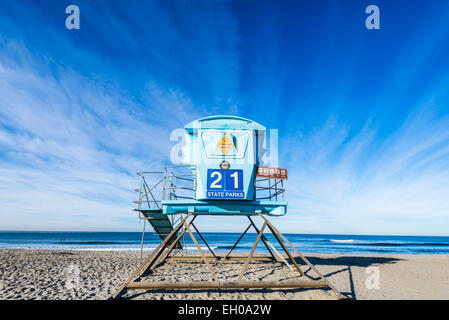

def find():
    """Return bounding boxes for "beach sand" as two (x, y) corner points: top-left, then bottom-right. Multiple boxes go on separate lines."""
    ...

(1, 249), (448, 300)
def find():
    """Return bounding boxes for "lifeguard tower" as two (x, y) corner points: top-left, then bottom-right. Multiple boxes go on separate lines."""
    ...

(112, 116), (343, 299)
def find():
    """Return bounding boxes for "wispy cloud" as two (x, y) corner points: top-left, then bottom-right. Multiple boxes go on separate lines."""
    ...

(0, 42), (174, 230)
(0, 0), (241, 231)
(282, 104), (449, 235)
(1, 1), (449, 236)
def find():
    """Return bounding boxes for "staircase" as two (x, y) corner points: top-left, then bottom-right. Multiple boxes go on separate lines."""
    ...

(140, 209), (182, 249)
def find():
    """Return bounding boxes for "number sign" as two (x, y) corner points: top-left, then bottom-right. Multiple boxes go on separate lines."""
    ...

(206, 169), (244, 199)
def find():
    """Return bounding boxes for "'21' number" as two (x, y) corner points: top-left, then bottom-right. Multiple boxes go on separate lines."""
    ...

(207, 169), (243, 191)
(210, 171), (223, 189)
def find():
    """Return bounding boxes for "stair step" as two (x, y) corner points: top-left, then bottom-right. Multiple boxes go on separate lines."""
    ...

(140, 210), (182, 249)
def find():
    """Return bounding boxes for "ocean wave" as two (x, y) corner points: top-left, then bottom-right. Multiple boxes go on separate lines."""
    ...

(71, 247), (158, 252)
(217, 245), (239, 249)
(328, 240), (449, 247)
(361, 242), (449, 247)
(330, 239), (355, 243)
(183, 246), (218, 251)
(59, 241), (132, 245)
(216, 245), (252, 249)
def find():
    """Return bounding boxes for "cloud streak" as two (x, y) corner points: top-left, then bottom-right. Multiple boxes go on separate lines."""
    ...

(0, 1), (449, 236)
(282, 105), (449, 235)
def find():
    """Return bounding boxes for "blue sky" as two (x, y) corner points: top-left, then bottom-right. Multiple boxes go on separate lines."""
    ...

(1, 0), (449, 235)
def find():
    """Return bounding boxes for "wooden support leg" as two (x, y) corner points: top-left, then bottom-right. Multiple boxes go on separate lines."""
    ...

(111, 212), (193, 299)
(256, 212), (345, 298)
(184, 221), (219, 282)
(114, 213), (345, 299)
(191, 222), (217, 259)
(140, 218), (146, 264)
(154, 216), (197, 267)
(237, 221), (267, 281)
(223, 224), (251, 259)
(265, 239), (294, 272)
(248, 217), (277, 261)
(266, 223), (304, 276)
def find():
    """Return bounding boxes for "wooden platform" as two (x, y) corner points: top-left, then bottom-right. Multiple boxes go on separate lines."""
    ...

(111, 212), (346, 300)
(127, 280), (328, 290)
(165, 255), (275, 262)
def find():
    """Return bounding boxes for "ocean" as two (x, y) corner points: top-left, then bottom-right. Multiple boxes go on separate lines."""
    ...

(1, 231), (449, 254)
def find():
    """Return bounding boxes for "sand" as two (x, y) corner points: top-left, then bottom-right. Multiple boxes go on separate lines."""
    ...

(0, 249), (448, 300)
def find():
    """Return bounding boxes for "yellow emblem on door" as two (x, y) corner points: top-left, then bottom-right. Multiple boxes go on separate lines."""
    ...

(216, 136), (234, 154)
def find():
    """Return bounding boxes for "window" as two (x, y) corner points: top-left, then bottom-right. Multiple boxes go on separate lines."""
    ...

(201, 130), (249, 159)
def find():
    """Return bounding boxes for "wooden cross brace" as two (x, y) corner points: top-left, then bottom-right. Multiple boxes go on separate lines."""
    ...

(111, 213), (345, 300)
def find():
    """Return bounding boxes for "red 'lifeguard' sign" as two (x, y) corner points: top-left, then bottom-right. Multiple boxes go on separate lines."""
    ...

(256, 166), (288, 180)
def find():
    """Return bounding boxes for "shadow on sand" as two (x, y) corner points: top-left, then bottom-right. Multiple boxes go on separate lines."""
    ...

(290, 255), (405, 299)
(118, 255), (405, 300)
(300, 255), (403, 267)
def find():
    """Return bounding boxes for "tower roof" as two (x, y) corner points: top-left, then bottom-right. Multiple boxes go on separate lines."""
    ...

(184, 115), (265, 133)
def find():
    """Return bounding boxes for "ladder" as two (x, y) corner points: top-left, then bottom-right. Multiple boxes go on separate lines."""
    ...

(140, 209), (182, 249)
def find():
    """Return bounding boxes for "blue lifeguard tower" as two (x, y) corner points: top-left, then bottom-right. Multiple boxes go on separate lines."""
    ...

(112, 116), (344, 299)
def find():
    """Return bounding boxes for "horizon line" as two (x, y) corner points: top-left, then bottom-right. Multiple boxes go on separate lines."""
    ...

(0, 230), (448, 238)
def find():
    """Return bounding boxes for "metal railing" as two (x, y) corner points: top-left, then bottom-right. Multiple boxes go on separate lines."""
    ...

(134, 165), (196, 209)
(134, 166), (284, 260)
(162, 165), (196, 201)
(134, 168), (285, 209)
(134, 171), (164, 211)
(255, 177), (285, 201)
(134, 166), (196, 240)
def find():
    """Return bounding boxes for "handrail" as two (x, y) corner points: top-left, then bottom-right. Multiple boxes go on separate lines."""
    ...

(135, 167), (284, 206)
(134, 165), (197, 211)
(255, 177), (285, 201)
